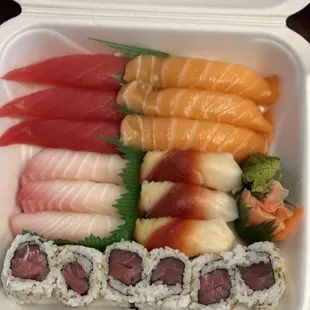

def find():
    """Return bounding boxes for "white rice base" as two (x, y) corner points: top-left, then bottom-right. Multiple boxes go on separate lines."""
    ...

(103, 240), (149, 304)
(54, 245), (104, 307)
(1, 234), (57, 304)
(136, 295), (191, 310)
(233, 242), (285, 310)
(190, 252), (237, 310)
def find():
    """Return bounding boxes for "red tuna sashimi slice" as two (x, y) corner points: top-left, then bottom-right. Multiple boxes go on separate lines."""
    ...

(18, 181), (125, 215)
(2, 54), (128, 90)
(21, 149), (126, 185)
(0, 87), (124, 122)
(10, 211), (123, 242)
(0, 119), (120, 153)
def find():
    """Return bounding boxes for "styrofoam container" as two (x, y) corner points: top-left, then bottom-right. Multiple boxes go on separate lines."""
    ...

(0, 0), (310, 309)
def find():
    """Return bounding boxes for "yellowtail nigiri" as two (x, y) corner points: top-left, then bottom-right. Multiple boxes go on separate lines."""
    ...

(120, 115), (269, 163)
(123, 55), (280, 106)
(117, 81), (273, 133)
(11, 212), (123, 242)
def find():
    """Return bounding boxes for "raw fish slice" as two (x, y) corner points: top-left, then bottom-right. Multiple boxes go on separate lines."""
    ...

(134, 217), (235, 257)
(140, 150), (242, 192)
(0, 119), (120, 153)
(3, 54), (128, 90)
(11, 212), (123, 242)
(0, 87), (123, 122)
(121, 115), (268, 163)
(138, 181), (238, 222)
(123, 55), (280, 106)
(18, 181), (125, 215)
(21, 149), (126, 185)
(117, 81), (273, 133)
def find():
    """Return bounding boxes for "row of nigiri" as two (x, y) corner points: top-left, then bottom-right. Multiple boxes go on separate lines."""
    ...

(21, 148), (242, 191)
(19, 179), (238, 222)
(11, 215), (234, 257)
(0, 52), (278, 128)
(0, 79), (273, 133)
(3, 53), (279, 106)
(0, 113), (269, 162)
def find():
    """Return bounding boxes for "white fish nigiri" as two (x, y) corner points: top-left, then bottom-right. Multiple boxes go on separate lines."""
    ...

(21, 148), (127, 185)
(11, 212), (123, 242)
(138, 181), (238, 222)
(140, 150), (242, 192)
(18, 181), (125, 215)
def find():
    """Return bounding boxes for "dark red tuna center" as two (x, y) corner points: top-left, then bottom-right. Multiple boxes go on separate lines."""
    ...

(239, 262), (275, 291)
(108, 249), (142, 286)
(151, 257), (185, 285)
(63, 263), (89, 295)
(11, 244), (49, 281)
(198, 269), (231, 305)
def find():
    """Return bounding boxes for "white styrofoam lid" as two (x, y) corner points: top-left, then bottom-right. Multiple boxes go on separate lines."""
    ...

(18, 0), (310, 18)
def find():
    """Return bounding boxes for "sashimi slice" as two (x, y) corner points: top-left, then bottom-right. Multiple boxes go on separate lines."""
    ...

(11, 212), (123, 242)
(121, 115), (268, 163)
(18, 181), (125, 215)
(123, 55), (280, 106)
(138, 181), (238, 222)
(3, 54), (128, 90)
(0, 87), (123, 122)
(0, 119), (120, 153)
(21, 149), (126, 185)
(117, 81), (273, 133)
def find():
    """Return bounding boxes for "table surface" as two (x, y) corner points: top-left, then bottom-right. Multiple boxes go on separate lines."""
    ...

(0, 1), (310, 43)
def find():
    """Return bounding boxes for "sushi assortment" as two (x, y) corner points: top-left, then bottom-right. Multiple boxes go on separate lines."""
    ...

(0, 40), (305, 309)
(1, 234), (285, 309)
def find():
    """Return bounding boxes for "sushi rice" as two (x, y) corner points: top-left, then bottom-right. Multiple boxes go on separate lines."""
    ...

(190, 253), (237, 310)
(54, 245), (104, 307)
(103, 240), (150, 305)
(233, 242), (285, 310)
(140, 247), (191, 309)
(1, 233), (58, 304)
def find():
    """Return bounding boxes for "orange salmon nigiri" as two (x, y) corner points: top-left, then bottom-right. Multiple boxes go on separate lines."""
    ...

(117, 81), (273, 133)
(120, 115), (269, 163)
(134, 217), (235, 257)
(123, 55), (280, 106)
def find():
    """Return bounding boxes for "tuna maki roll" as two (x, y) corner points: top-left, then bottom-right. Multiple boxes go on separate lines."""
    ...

(234, 242), (285, 310)
(190, 253), (237, 310)
(103, 241), (149, 305)
(54, 245), (104, 307)
(142, 247), (191, 309)
(1, 233), (57, 304)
